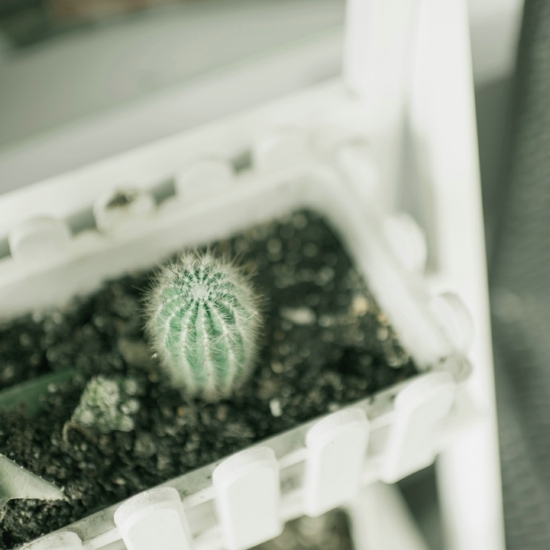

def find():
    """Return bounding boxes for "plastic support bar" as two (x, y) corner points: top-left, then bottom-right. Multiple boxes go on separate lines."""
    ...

(20, 532), (83, 550)
(304, 408), (369, 517)
(8, 217), (71, 261)
(114, 487), (193, 550)
(380, 372), (456, 483)
(213, 447), (281, 550)
(346, 483), (429, 550)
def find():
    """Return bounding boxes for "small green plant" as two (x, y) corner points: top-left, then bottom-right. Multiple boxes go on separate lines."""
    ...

(144, 252), (261, 401)
(70, 376), (140, 434)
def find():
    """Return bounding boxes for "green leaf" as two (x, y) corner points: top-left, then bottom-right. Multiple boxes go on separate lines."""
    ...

(0, 368), (75, 416)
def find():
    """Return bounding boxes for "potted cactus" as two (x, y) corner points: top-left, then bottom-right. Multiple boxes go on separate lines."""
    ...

(0, 197), (427, 547)
(144, 252), (262, 401)
(0, 81), (474, 550)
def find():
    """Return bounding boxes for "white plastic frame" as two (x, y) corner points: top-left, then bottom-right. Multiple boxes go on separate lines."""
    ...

(0, 121), (476, 550)
(0, 0), (504, 548)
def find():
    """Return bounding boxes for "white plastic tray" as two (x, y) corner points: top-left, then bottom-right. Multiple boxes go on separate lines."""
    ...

(0, 103), (477, 550)
(2, 0), (505, 546)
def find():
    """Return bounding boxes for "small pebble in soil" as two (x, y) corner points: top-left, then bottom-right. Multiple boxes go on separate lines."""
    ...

(253, 509), (354, 550)
(0, 209), (416, 549)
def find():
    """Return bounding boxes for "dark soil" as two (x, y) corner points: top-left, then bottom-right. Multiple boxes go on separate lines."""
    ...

(0, 210), (417, 549)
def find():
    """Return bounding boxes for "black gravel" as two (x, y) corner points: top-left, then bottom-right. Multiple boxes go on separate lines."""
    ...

(0, 210), (417, 548)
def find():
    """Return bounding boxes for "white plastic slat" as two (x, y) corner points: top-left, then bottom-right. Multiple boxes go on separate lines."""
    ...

(93, 188), (155, 233)
(380, 372), (456, 483)
(114, 487), (193, 550)
(175, 159), (234, 199)
(213, 447), (281, 550)
(20, 532), (83, 550)
(304, 408), (369, 517)
(344, 0), (418, 209)
(9, 217), (71, 261)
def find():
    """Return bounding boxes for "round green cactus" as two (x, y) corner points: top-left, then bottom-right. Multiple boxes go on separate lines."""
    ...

(144, 252), (261, 400)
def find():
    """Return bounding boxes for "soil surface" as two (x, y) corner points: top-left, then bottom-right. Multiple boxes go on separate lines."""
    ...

(0, 210), (416, 549)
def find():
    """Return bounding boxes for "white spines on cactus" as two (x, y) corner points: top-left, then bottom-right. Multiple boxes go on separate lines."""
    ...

(144, 252), (261, 401)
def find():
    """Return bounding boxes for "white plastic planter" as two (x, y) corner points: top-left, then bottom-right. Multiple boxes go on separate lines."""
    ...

(0, 0), (501, 547)
(0, 109), (477, 550)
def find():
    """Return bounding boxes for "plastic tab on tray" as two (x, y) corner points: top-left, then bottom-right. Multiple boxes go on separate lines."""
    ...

(304, 408), (369, 516)
(252, 129), (309, 171)
(20, 532), (83, 550)
(213, 446), (281, 550)
(94, 188), (155, 233)
(114, 487), (193, 550)
(384, 213), (428, 274)
(380, 372), (456, 483)
(175, 158), (234, 199)
(9, 217), (71, 261)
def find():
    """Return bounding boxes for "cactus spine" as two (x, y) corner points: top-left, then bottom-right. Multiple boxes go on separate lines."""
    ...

(145, 252), (261, 400)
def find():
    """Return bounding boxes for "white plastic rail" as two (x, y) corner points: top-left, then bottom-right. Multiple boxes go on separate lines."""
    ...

(20, 370), (479, 550)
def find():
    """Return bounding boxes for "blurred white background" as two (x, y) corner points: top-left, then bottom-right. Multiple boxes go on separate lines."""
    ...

(0, 0), (522, 194)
